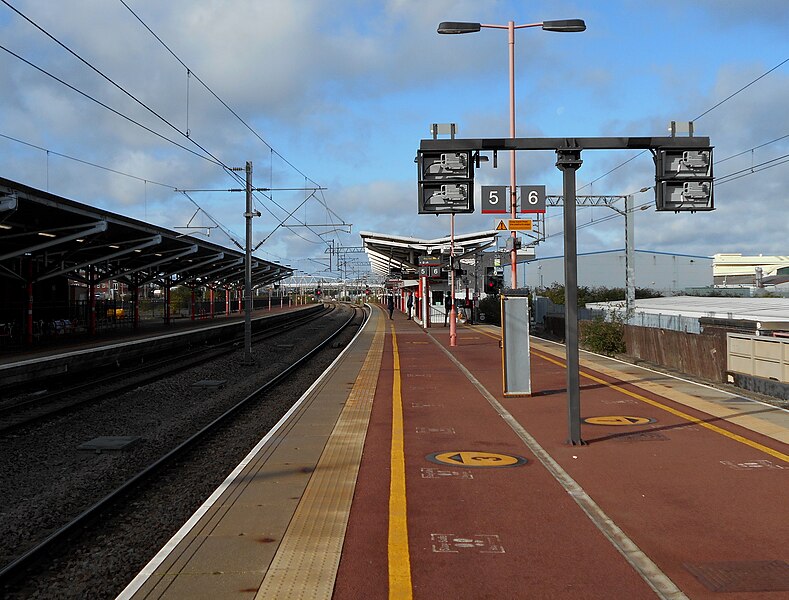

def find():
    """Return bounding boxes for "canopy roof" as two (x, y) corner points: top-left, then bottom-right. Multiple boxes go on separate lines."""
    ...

(360, 229), (498, 278)
(0, 177), (292, 289)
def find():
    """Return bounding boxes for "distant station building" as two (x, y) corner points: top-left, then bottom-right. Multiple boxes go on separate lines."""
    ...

(360, 230), (500, 324)
(713, 253), (789, 294)
(524, 249), (712, 293)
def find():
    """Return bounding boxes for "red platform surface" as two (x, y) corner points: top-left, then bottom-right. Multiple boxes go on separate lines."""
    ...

(335, 310), (789, 599)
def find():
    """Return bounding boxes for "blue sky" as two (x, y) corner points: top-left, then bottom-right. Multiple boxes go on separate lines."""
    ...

(1, 0), (787, 283)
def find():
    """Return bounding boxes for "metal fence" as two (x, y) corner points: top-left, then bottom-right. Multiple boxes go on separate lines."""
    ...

(623, 312), (701, 334)
(532, 295), (701, 334)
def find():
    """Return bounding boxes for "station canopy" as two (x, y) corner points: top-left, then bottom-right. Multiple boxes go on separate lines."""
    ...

(360, 229), (498, 278)
(0, 177), (292, 290)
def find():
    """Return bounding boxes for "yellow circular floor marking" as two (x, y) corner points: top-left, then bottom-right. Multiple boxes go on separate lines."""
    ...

(427, 451), (527, 468)
(583, 415), (655, 426)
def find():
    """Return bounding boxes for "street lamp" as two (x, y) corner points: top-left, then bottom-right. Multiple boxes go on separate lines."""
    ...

(438, 18), (585, 288)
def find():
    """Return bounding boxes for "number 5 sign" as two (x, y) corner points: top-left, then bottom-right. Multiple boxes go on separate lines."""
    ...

(519, 185), (546, 214)
(481, 186), (508, 214)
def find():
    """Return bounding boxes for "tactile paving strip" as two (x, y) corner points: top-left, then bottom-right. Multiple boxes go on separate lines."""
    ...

(684, 560), (789, 592)
(255, 313), (385, 600)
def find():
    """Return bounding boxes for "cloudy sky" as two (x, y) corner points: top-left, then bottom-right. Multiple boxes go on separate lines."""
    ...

(1, 0), (787, 282)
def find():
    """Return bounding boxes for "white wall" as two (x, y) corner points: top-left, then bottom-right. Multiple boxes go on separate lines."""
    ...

(524, 250), (712, 292)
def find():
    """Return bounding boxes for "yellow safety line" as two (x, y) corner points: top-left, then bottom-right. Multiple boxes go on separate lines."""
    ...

(531, 349), (789, 464)
(469, 325), (502, 342)
(469, 326), (789, 464)
(388, 324), (413, 599)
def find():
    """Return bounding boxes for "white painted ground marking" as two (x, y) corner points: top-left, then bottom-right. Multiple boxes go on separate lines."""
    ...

(416, 426), (456, 434)
(431, 533), (505, 553)
(427, 332), (688, 600)
(420, 467), (473, 479)
(720, 459), (787, 470)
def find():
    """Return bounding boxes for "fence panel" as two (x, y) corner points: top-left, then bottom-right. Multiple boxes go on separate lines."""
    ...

(727, 333), (789, 384)
(624, 325), (726, 382)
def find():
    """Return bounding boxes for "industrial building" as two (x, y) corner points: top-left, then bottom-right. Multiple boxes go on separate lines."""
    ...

(713, 253), (789, 292)
(524, 248), (712, 293)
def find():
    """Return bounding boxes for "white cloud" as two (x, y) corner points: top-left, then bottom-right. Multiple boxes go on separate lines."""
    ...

(1, 0), (787, 279)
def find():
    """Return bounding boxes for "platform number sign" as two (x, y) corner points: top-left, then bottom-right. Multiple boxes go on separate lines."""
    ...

(519, 185), (546, 214)
(481, 186), (508, 214)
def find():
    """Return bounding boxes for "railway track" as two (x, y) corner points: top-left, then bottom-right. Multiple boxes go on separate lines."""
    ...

(0, 304), (335, 433)
(0, 303), (366, 595)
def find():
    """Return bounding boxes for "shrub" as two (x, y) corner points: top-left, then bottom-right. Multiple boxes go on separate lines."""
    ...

(537, 284), (661, 307)
(580, 316), (625, 356)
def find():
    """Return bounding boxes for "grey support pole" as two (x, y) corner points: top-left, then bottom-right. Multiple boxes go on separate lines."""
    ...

(244, 161), (253, 365)
(556, 149), (585, 445)
(625, 194), (635, 319)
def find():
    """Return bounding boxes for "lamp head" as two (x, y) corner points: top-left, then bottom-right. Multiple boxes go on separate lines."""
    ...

(437, 21), (482, 34)
(541, 19), (586, 32)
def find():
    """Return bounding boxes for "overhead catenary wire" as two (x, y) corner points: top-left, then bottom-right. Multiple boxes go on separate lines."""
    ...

(117, 0), (323, 190)
(179, 191), (245, 247)
(0, 43), (223, 168)
(577, 56), (789, 192)
(1, 0), (339, 257)
(0, 0), (234, 173)
(692, 57), (789, 122)
(0, 127), (253, 247)
(715, 153), (789, 185)
(0, 12), (251, 242)
(0, 133), (175, 189)
(716, 133), (789, 164)
(116, 0), (342, 249)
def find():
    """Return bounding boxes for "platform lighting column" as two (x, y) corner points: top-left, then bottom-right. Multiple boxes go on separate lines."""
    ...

(449, 214), (457, 346)
(420, 274), (429, 329)
(437, 18), (585, 289)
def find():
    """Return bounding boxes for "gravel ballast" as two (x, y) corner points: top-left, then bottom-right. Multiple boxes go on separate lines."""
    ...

(0, 304), (363, 599)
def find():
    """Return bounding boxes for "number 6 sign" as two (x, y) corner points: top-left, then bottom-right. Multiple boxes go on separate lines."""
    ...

(481, 186), (508, 214)
(518, 185), (546, 214)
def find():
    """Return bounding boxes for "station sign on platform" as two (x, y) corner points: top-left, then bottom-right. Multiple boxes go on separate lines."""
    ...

(493, 219), (532, 231)
(418, 254), (445, 279)
(481, 186), (508, 214)
(417, 150), (475, 214)
(518, 185), (546, 213)
(501, 290), (531, 396)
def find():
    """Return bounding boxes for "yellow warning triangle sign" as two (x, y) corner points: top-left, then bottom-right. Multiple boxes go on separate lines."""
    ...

(494, 219), (507, 231)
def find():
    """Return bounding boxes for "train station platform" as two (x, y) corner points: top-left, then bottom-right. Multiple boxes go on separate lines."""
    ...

(119, 303), (789, 600)
(0, 302), (302, 366)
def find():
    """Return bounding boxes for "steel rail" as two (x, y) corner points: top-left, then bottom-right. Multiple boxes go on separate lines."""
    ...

(0, 305), (334, 433)
(0, 304), (366, 586)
